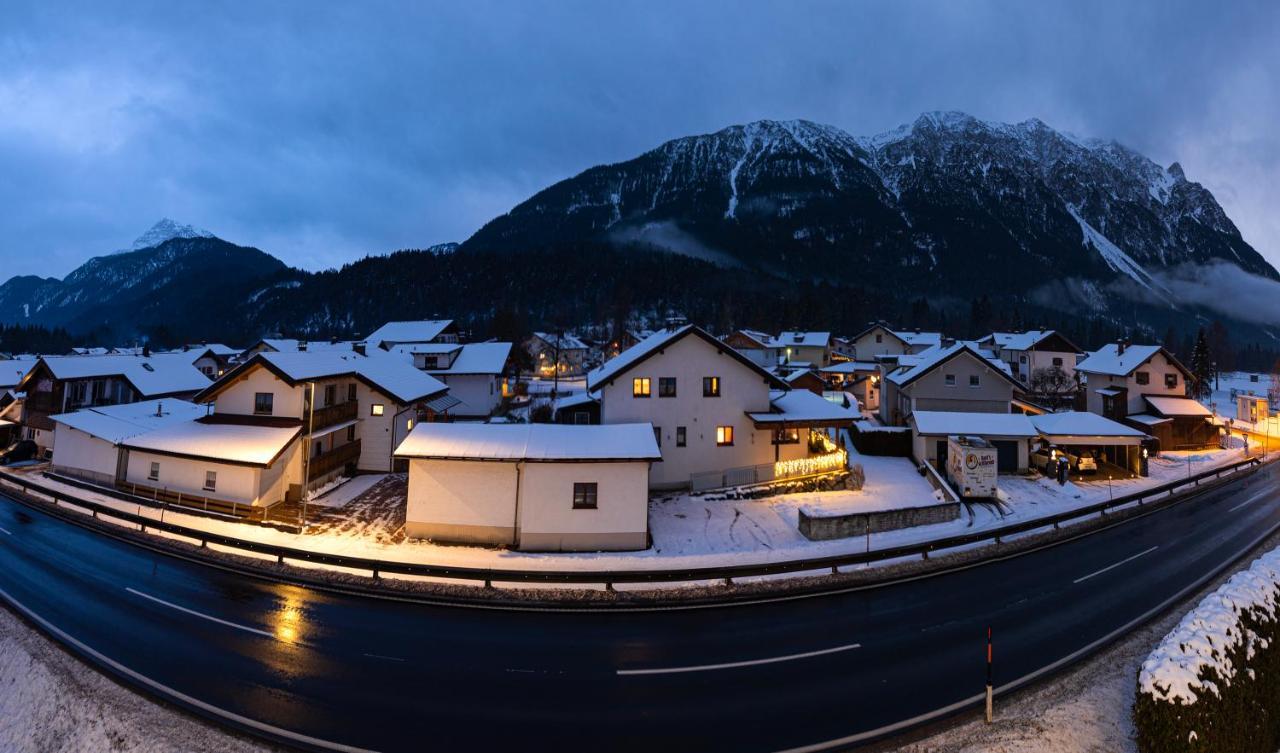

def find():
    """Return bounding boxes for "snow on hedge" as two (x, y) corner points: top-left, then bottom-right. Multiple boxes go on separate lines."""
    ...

(1139, 549), (1280, 704)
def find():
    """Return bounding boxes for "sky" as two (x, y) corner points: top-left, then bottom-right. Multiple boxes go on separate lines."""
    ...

(1, 0), (1278, 278)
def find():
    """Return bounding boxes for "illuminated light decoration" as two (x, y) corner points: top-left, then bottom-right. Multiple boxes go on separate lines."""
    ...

(775, 448), (848, 480)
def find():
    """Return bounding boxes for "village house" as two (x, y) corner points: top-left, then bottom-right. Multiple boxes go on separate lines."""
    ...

(365, 319), (459, 350)
(527, 332), (591, 378)
(773, 331), (833, 367)
(16, 353), (211, 457)
(386, 341), (512, 419)
(819, 361), (881, 411)
(50, 399), (206, 486)
(722, 329), (780, 368)
(587, 325), (857, 490)
(879, 342), (1021, 427)
(394, 422), (660, 551)
(977, 330), (1083, 388)
(849, 323), (944, 360)
(109, 351), (454, 516)
(1075, 343), (1217, 450)
(183, 344), (240, 379)
(241, 338), (361, 359)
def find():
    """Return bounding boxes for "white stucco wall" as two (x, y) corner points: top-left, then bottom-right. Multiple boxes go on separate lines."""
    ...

(434, 373), (498, 417)
(51, 425), (119, 482)
(403, 458), (517, 544)
(598, 334), (776, 488)
(123, 450), (264, 506)
(853, 328), (907, 360)
(355, 382), (409, 472)
(518, 461), (649, 551)
(214, 366), (306, 418)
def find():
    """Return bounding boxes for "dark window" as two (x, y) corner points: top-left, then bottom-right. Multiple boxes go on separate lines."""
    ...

(676, 426), (686, 447)
(703, 376), (721, 397)
(944, 374), (956, 386)
(203, 471), (217, 491)
(1052, 357), (1064, 367)
(572, 482), (598, 509)
(875, 334), (883, 343)
(573, 410), (590, 425)
(1165, 373), (1178, 389)
(716, 425), (734, 446)
(313, 440), (323, 458)
(347, 383), (357, 402)
(324, 384), (336, 406)
(969, 374), (980, 388)
(658, 377), (677, 397)
(1019, 355), (1027, 363)
(254, 392), (274, 415)
(346, 425), (356, 441)
(773, 427), (800, 444)
(1136, 371), (1150, 386)
(148, 462), (159, 480)
(632, 377), (651, 398)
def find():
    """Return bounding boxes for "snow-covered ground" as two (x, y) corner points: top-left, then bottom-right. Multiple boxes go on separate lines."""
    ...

(1205, 371), (1274, 419)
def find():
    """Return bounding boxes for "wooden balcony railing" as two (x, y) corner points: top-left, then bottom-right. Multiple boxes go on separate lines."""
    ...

(307, 439), (361, 481)
(306, 400), (358, 433)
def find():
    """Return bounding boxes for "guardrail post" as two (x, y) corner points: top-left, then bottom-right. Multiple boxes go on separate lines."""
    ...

(277, 554), (284, 565)
(921, 550), (929, 560)
(372, 569), (380, 580)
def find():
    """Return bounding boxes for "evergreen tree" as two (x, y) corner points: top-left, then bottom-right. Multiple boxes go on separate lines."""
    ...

(1189, 328), (1214, 399)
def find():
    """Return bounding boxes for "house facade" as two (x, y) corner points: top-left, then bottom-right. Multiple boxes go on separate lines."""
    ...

(773, 331), (833, 367)
(978, 330), (1082, 388)
(390, 342), (512, 418)
(723, 330), (779, 368)
(880, 343), (1019, 426)
(527, 332), (590, 378)
(1075, 343), (1215, 450)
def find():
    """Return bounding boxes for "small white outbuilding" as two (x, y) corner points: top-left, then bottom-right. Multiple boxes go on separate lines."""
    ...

(393, 422), (660, 551)
(50, 399), (207, 486)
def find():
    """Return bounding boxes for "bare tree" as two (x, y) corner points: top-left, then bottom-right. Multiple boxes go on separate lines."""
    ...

(1029, 365), (1077, 411)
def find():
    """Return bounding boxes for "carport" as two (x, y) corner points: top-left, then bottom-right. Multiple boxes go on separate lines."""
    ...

(909, 411), (1038, 473)
(1029, 411), (1148, 476)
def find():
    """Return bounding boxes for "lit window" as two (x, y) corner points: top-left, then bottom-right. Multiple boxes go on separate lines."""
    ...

(204, 471), (217, 491)
(773, 427), (800, 444)
(632, 378), (651, 398)
(407, 419), (414, 431)
(944, 374), (956, 386)
(371, 404), (385, 416)
(148, 462), (159, 481)
(254, 392), (274, 415)
(572, 482), (598, 509)
(716, 425), (734, 446)
(703, 376), (721, 397)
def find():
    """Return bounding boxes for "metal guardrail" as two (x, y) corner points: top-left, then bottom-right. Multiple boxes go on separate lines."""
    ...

(0, 456), (1263, 589)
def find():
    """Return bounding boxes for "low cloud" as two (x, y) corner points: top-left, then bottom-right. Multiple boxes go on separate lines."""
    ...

(1144, 261), (1280, 328)
(607, 220), (743, 268)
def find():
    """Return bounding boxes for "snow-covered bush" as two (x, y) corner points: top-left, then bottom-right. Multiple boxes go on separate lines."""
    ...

(1134, 549), (1280, 752)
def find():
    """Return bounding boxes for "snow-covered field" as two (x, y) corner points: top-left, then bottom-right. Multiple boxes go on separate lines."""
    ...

(1206, 371), (1274, 419)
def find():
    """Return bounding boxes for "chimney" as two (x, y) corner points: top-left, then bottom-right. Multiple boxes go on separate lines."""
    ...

(155, 401), (163, 417)
(1117, 340), (1127, 355)
(353, 342), (366, 356)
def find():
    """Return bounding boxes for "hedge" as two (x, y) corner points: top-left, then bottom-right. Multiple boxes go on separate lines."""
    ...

(850, 422), (911, 456)
(1134, 549), (1280, 753)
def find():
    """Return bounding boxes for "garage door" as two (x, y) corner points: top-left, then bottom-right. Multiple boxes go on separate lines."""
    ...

(992, 441), (1018, 473)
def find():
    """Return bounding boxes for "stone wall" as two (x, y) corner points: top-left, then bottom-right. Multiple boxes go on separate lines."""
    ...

(798, 500), (961, 540)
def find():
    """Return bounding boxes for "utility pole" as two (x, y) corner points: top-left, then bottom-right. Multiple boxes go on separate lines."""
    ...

(301, 381), (316, 529)
(985, 626), (994, 723)
(552, 330), (563, 401)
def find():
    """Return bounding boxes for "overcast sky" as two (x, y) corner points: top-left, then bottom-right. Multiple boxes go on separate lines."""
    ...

(2, 0), (1277, 278)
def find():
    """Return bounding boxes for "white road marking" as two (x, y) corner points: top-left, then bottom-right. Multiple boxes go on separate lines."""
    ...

(363, 653), (405, 662)
(1229, 488), (1271, 512)
(618, 642), (862, 676)
(1072, 545), (1159, 584)
(0, 525), (11, 535)
(125, 587), (274, 638)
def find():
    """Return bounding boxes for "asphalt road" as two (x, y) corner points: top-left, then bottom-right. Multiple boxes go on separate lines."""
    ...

(1, 466), (1278, 753)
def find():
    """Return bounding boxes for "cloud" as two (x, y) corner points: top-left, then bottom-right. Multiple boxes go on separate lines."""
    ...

(607, 221), (743, 268)
(1146, 261), (1280, 328)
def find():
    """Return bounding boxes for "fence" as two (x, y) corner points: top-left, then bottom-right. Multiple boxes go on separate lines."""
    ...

(0, 456), (1264, 591)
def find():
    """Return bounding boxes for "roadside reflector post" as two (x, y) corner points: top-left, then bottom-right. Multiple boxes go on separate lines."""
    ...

(985, 626), (994, 723)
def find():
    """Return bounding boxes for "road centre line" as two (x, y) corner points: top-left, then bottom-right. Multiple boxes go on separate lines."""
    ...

(1229, 488), (1272, 512)
(126, 587), (275, 638)
(1072, 545), (1159, 585)
(618, 642), (862, 676)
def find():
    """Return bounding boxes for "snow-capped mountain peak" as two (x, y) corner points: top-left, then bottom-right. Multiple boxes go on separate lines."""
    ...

(125, 218), (215, 253)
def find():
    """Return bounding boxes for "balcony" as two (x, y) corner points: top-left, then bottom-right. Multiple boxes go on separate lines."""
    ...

(307, 438), (361, 481)
(306, 400), (358, 433)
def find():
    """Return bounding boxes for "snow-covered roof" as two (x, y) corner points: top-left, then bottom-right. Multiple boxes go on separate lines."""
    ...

(252, 351), (448, 404)
(1145, 396), (1212, 417)
(423, 343), (511, 375)
(1126, 414), (1172, 426)
(910, 411), (1038, 437)
(981, 330), (1068, 352)
(388, 343), (463, 357)
(394, 422), (660, 462)
(1030, 411), (1147, 439)
(257, 338), (358, 353)
(772, 331), (831, 348)
(533, 332), (589, 351)
(747, 389), (859, 424)
(819, 361), (879, 374)
(1075, 343), (1166, 377)
(732, 329), (773, 348)
(183, 343), (238, 356)
(552, 391), (598, 411)
(34, 353), (211, 397)
(121, 420), (301, 467)
(587, 325), (787, 392)
(886, 342), (1015, 388)
(365, 320), (455, 346)
(51, 399), (207, 444)
(0, 359), (34, 389)
(894, 330), (943, 347)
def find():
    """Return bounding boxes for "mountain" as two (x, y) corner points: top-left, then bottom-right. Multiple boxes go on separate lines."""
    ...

(0, 225), (293, 344)
(118, 218), (214, 254)
(465, 112), (1276, 306)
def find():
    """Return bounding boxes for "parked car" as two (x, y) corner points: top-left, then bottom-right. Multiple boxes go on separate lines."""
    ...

(1076, 450), (1098, 474)
(1031, 445), (1082, 474)
(0, 439), (38, 466)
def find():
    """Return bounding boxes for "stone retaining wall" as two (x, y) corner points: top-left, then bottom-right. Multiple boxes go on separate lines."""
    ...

(798, 500), (961, 540)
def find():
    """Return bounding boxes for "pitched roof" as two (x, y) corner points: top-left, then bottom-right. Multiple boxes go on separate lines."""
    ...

(886, 342), (1017, 389)
(894, 330), (944, 348)
(747, 390), (859, 425)
(533, 332), (589, 351)
(394, 422), (660, 462)
(256, 338), (358, 354)
(121, 420), (301, 467)
(196, 351), (448, 405)
(1075, 344), (1177, 377)
(1030, 411), (1148, 438)
(423, 342), (511, 375)
(1145, 396), (1212, 417)
(365, 320), (454, 346)
(981, 330), (1079, 353)
(586, 325), (788, 391)
(51, 399), (207, 444)
(772, 331), (832, 348)
(29, 353), (210, 397)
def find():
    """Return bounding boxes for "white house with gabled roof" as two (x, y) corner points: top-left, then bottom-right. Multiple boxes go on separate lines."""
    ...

(588, 325), (857, 490)
(879, 342), (1021, 426)
(50, 399), (206, 486)
(365, 319), (459, 350)
(772, 331), (833, 367)
(850, 323), (944, 360)
(977, 330), (1083, 386)
(384, 341), (512, 418)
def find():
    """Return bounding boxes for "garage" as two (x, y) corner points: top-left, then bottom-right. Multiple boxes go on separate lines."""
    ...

(992, 440), (1020, 473)
(909, 411), (1037, 473)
